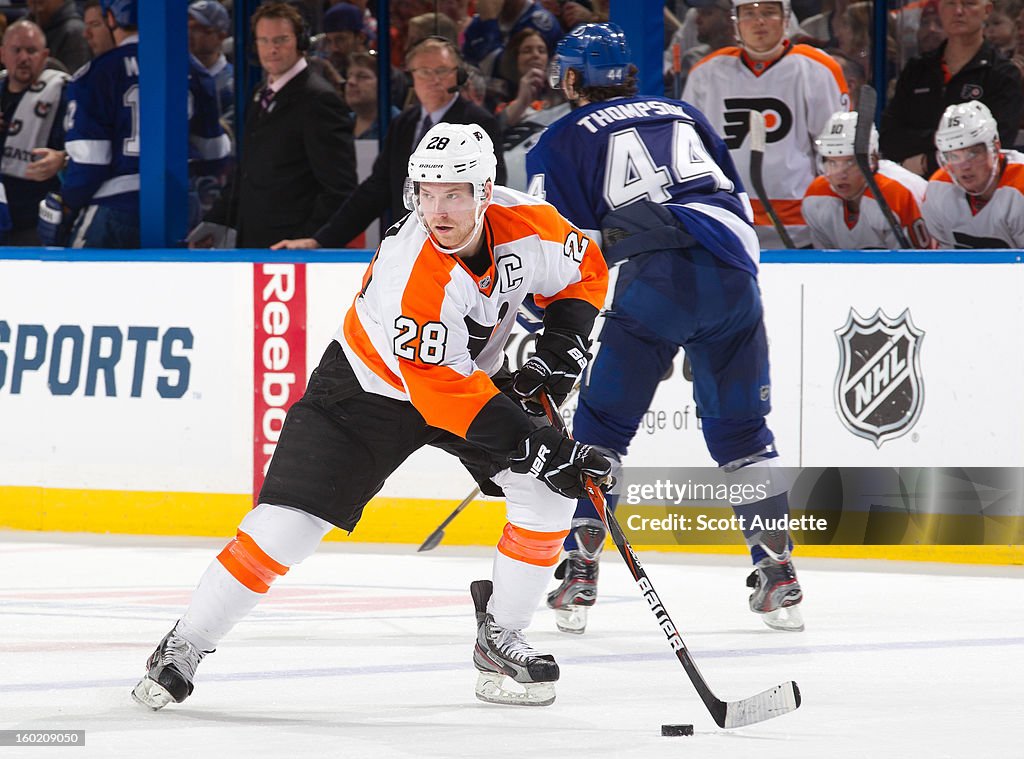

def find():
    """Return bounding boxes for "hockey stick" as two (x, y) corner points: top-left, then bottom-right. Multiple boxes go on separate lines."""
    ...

(417, 485), (481, 552)
(417, 380), (584, 552)
(540, 391), (802, 729)
(854, 85), (912, 249)
(747, 110), (797, 249)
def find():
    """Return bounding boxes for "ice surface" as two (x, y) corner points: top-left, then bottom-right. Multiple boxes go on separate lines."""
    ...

(1, 533), (1021, 759)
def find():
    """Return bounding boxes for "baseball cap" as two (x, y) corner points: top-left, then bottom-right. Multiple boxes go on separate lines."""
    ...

(323, 3), (364, 34)
(188, 0), (230, 35)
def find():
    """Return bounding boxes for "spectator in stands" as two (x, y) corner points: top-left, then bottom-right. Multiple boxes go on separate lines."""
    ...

(188, 1), (233, 132)
(803, 111), (932, 248)
(82, 1), (114, 56)
(551, 0), (606, 31)
(61, 0), (139, 247)
(321, 2), (368, 78)
(495, 28), (569, 191)
(26, 0), (90, 73)
(497, 28), (566, 128)
(921, 99), (1024, 246)
(463, 0), (562, 73)
(188, 2), (356, 248)
(880, 0), (1021, 178)
(0, 19), (68, 245)
(985, 0), (1021, 55)
(796, 0), (851, 46)
(917, 0), (948, 54)
(663, 0), (736, 97)
(407, 12), (460, 48)
(345, 51), (398, 139)
(438, 0), (473, 43)
(271, 35), (504, 249)
(683, 0), (850, 248)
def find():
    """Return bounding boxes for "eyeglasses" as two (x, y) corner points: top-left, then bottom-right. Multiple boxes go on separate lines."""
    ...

(410, 65), (458, 81)
(254, 34), (295, 48)
(736, 5), (784, 20)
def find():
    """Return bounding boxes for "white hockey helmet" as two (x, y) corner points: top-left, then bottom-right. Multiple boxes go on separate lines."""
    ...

(732, 0), (791, 18)
(934, 100), (998, 153)
(404, 122), (497, 253)
(814, 111), (877, 158)
(934, 101), (1001, 196)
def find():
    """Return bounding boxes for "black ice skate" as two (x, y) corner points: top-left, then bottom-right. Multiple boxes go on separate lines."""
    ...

(131, 622), (213, 710)
(546, 518), (606, 634)
(471, 580), (559, 706)
(747, 553), (804, 632)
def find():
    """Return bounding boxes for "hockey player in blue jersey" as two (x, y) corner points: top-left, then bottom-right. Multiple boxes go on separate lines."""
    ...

(61, 0), (140, 247)
(523, 23), (804, 634)
(60, 0), (229, 247)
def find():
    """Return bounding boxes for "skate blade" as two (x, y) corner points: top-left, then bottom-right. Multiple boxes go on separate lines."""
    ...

(475, 672), (555, 707)
(761, 604), (805, 632)
(131, 676), (174, 711)
(553, 606), (588, 635)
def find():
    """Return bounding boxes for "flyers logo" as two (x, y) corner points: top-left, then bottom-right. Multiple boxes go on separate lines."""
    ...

(721, 97), (792, 149)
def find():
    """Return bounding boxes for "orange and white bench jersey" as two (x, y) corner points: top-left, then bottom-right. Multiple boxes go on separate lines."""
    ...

(922, 152), (1024, 249)
(801, 159), (932, 249)
(333, 185), (608, 442)
(683, 43), (850, 248)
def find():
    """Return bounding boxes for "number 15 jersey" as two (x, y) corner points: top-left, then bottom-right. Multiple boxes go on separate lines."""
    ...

(526, 95), (760, 276)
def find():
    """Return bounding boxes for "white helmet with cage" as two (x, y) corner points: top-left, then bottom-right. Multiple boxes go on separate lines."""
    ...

(934, 101), (1001, 196)
(404, 122), (497, 254)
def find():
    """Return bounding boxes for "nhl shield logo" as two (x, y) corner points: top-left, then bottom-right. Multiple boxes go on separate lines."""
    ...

(834, 308), (925, 447)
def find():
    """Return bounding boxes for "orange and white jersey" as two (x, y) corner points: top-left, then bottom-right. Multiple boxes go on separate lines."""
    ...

(801, 159), (932, 249)
(333, 185), (608, 441)
(922, 151), (1024, 249)
(683, 43), (850, 248)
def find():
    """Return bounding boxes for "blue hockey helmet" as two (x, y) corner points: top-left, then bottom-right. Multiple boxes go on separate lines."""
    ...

(548, 22), (632, 90)
(100, 0), (138, 27)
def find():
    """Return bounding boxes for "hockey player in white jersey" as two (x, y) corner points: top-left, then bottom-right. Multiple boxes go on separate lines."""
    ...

(802, 111), (932, 249)
(683, 0), (850, 248)
(922, 100), (1024, 248)
(132, 123), (611, 711)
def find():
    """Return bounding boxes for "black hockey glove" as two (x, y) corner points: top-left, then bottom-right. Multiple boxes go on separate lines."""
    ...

(511, 330), (591, 415)
(508, 426), (613, 500)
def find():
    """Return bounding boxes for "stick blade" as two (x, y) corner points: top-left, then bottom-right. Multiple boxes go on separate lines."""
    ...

(417, 529), (444, 552)
(722, 680), (801, 729)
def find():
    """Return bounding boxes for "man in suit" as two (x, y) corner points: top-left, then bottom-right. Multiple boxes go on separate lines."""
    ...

(271, 35), (505, 250)
(189, 2), (356, 249)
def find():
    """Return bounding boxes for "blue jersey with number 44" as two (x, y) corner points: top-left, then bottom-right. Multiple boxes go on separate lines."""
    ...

(526, 96), (760, 275)
(63, 40), (140, 213)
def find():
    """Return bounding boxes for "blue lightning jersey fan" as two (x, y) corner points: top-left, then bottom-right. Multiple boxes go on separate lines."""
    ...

(63, 40), (140, 213)
(526, 96), (760, 275)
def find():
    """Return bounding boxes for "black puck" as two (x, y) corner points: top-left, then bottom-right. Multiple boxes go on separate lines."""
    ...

(661, 724), (694, 737)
